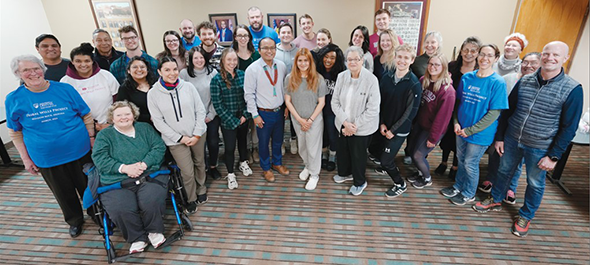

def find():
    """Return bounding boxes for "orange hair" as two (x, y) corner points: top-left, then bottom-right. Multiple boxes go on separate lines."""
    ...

(287, 48), (319, 93)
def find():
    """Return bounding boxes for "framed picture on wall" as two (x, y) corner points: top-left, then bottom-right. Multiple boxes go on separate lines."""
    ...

(88, 0), (145, 51)
(209, 13), (238, 47)
(376, 0), (430, 54)
(267, 13), (297, 37)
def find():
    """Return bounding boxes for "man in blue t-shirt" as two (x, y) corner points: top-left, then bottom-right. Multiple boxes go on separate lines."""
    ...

(247, 6), (280, 50)
(180, 19), (201, 50)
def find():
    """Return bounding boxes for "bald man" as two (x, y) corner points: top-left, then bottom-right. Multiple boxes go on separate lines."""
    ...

(473, 41), (583, 237)
(179, 19), (201, 50)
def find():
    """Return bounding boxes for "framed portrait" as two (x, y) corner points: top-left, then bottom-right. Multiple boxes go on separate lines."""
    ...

(267, 13), (297, 37)
(89, 0), (145, 51)
(376, 0), (430, 55)
(209, 13), (238, 47)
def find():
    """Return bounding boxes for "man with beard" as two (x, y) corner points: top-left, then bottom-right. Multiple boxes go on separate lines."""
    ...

(179, 19), (201, 50)
(247, 6), (279, 50)
(197, 21), (225, 71)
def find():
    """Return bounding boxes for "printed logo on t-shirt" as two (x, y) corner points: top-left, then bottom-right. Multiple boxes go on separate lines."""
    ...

(422, 89), (436, 104)
(463, 85), (486, 104)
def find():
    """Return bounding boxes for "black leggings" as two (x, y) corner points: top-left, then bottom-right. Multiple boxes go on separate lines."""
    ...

(221, 122), (249, 173)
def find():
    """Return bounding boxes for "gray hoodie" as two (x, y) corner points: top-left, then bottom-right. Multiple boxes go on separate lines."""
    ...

(147, 79), (207, 146)
(275, 43), (298, 73)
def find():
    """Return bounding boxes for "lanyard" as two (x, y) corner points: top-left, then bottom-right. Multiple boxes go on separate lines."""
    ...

(263, 64), (278, 96)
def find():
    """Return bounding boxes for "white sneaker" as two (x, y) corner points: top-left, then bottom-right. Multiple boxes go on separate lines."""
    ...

(299, 168), (310, 181)
(281, 144), (286, 156)
(305, 175), (319, 190)
(290, 139), (298, 154)
(239, 161), (253, 176)
(129, 241), (148, 254)
(226, 173), (238, 189)
(147, 233), (166, 248)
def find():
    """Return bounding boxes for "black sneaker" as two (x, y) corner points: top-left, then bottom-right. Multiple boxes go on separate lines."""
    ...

(406, 171), (422, 183)
(321, 159), (328, 169)
(411, 177), (432, 189)
(374, 168), (387, 175)
(368, 154), (381, 165)
(478, 181), (493, 193)
(385, 182), (407, 198)
(209, 167), (222, 180)
(197, 193), (208, 205)
(434, 163), (447, 175)
(185, 201), (198, 214)
(326, 161), (336, 171)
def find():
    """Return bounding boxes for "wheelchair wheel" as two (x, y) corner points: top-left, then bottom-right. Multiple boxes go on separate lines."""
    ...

(181, 213), (194, 231)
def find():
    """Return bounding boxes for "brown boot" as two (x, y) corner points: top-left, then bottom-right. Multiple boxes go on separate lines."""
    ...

(272, 165), (290, 175)
(262, 170), (275, 182)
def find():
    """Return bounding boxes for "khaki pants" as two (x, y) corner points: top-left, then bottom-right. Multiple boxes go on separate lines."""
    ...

(168, 132), (207, 202)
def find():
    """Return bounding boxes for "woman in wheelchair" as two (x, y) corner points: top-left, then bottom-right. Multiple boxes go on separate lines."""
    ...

(91, 101), (168, 254)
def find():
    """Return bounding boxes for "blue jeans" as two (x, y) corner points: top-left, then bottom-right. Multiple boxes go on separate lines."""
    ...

(491, 136), (548, 220)
(487, 147), (523, 192)
(453, 136), (489, 198)
(256, 110), (284, 171)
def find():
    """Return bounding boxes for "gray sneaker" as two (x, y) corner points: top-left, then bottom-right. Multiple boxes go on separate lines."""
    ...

(349, 182), (368, 196)
(333, 174), (353, 183)
(440, 186), (460, 198)
(449, 193), (475, 205)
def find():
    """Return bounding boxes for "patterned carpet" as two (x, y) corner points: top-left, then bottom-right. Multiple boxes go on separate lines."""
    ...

(0, 143), (588, 264)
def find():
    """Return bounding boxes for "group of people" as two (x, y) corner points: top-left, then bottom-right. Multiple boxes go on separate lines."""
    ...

(5, 6), (584, 254)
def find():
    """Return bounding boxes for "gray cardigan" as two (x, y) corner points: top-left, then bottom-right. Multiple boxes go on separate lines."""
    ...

(331, 67), (380, 136)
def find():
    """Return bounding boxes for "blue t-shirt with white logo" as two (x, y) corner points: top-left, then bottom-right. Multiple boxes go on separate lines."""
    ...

(456, 71), (508, 146)
(5, 81), (91, 167)
(249, 25), (280, 50)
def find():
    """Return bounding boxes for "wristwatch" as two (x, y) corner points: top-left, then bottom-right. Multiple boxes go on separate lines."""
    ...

(550, 156), (559, 162)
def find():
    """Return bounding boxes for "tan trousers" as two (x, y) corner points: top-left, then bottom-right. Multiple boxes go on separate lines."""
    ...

(168, 132), (207, 202)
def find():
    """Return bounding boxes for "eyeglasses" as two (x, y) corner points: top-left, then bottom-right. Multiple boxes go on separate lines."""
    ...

(461, 49), (478, 54)
(346, 58), (361, 63)
(478, 53), (496, 59)
(121, 35), (138, 42)
(260, 46), (276, 51)
(20, 67), (43, 75)
(236, 34), (249, 39)
(428, 62), (442, 68)
(165, 39), (179, 44)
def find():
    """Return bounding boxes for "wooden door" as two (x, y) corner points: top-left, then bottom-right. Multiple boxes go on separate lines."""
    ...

(513, 0), (589, 72)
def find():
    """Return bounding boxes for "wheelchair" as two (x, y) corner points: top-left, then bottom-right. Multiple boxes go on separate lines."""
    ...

(83, 163), (194, 263)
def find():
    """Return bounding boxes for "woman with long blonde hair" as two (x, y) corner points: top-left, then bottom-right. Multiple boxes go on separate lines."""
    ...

(406, 53), (456, 189)
(373, 29), (400, 80)
(284, 48), (327, 190)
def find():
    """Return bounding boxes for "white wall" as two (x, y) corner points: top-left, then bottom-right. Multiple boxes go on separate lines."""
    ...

(0, 0), (53, 143)
(569, 16), (589, 112)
